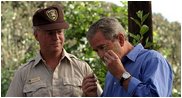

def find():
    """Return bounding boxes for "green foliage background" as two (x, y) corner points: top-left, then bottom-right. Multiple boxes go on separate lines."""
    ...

(1, 1), (181, 97)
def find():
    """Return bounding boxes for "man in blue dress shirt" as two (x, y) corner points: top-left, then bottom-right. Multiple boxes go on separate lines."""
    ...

(82, 17), (173, 97)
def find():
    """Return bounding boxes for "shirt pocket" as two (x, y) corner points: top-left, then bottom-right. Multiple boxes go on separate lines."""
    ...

(61, 77), (83, 96)
(23, 81), (49, 97)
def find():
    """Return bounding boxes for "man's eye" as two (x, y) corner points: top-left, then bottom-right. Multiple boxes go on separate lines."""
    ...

(57, 29), (64, 32)
(57, 31), (63, 34)
(48, 32), (53, 35)
(58, 30), (63, 32)
(93, 49), (98, 52)
(101, 45), (108, 50)
(100, 46), (105, 50)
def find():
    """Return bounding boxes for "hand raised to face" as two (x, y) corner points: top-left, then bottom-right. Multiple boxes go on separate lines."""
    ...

(103, 50), (126, 80)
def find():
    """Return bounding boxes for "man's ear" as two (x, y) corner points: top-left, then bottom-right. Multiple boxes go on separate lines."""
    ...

(117, 33), (125, 47)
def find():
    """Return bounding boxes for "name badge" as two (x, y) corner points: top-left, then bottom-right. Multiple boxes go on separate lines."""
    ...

(28, 77), (41, 84)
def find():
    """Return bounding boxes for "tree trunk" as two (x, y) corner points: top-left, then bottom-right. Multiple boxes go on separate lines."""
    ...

(128, 1), (153, 49)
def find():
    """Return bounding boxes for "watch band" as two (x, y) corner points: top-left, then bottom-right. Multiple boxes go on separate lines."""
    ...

(120, 71), (131, 86)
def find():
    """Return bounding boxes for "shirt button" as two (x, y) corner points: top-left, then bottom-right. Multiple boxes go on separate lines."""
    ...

(114, 82), (117, 85)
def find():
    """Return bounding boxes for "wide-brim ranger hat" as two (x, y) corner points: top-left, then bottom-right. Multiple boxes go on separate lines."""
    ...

(33, 4), (69, 30)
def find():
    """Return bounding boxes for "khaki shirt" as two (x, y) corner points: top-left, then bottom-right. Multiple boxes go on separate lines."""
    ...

(6, 49), (102, 97)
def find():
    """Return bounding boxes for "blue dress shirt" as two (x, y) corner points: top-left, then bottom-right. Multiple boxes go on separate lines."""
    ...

(101, 44), (173, 97)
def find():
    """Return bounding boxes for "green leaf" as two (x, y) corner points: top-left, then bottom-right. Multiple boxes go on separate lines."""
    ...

(140, 36), (143, 41)
(132, 39), (138, 46)
(130, 17), (141, 27)
(136, 10), (143, 20)
(141, 13), (149, 25)
(140, 25), (149, 35)
(128, 33), (137, 39)
(136, 34), (141, 41)
(145, 37), (149, 43)
(145, 42), (153, 48)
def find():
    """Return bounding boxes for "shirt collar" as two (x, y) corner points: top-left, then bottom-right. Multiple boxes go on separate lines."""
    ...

(33, 49), (72, 67)
(62, 49), (72, 62)
(122, 43), (144, 62)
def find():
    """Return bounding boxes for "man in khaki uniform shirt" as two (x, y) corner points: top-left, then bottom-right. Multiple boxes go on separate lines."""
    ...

(6, 4), (102, 97)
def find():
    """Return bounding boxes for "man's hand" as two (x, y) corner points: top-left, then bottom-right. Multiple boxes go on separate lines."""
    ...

(82, 74), (98, 97)
(103, 50), (126, 79)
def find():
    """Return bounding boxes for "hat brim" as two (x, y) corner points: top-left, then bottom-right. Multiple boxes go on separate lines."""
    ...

(38, 22), (69, 30)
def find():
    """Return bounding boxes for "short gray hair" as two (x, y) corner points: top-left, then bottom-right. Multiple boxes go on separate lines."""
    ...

(86, 17), (127, 41)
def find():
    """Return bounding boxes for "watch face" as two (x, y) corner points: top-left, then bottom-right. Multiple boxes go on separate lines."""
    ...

(123, 72), (131, 79)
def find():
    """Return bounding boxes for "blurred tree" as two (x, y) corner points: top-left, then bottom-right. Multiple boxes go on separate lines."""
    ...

(1, 1), (180, 97)
(153, 13), (181, 96)
(128, 1), (153, 48)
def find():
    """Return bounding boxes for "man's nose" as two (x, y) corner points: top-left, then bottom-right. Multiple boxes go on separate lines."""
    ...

(52, 32), (59, 40)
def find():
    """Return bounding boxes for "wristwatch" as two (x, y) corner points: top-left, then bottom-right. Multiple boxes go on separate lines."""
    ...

(120, 71), (131, 86)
